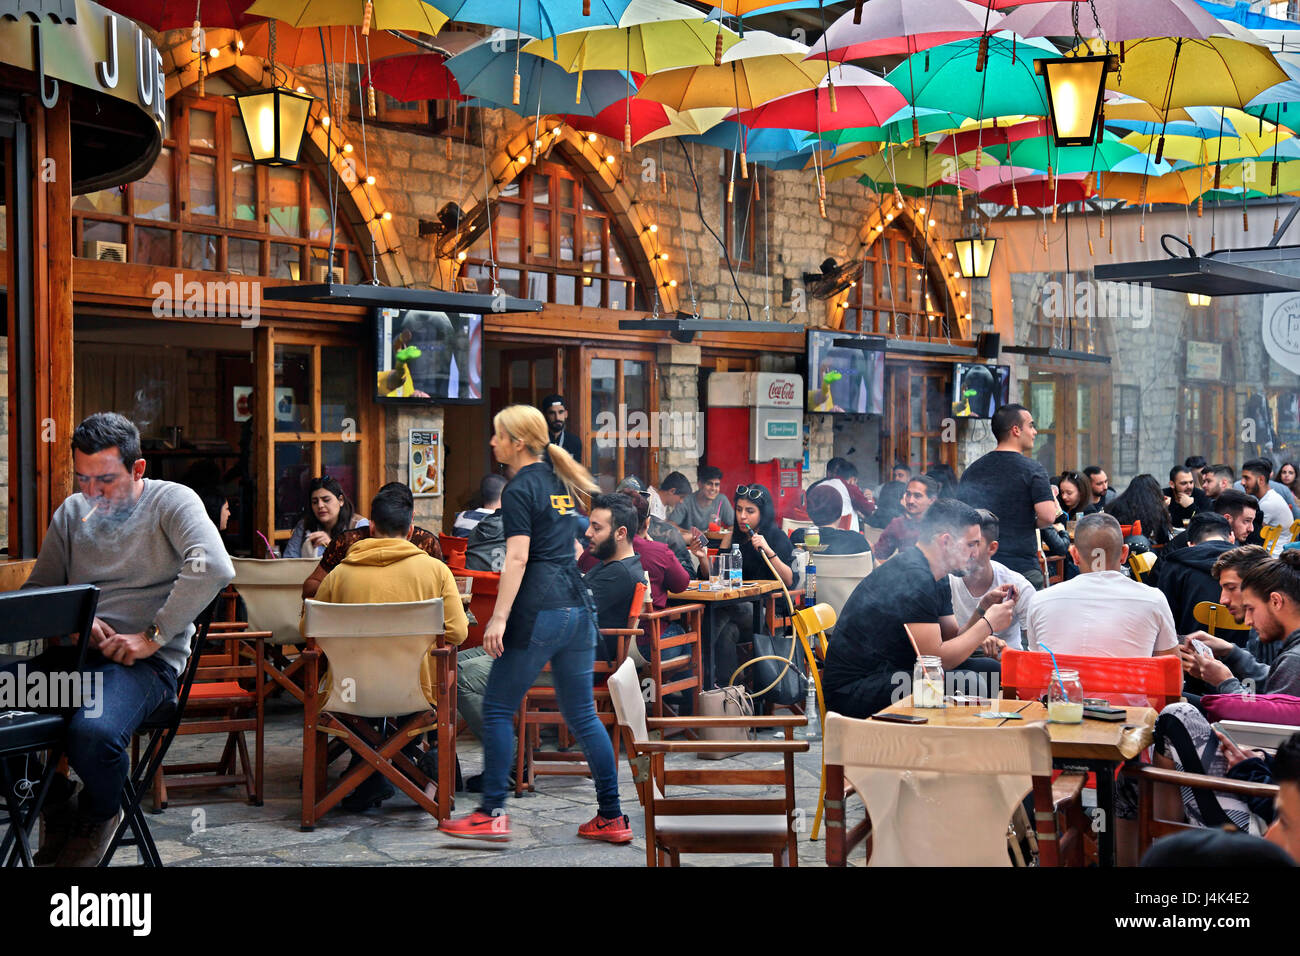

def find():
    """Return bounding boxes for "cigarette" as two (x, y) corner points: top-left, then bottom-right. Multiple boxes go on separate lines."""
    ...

(82, 503), (100, 522)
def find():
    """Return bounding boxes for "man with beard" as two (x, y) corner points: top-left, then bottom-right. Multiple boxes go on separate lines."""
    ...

(539, 393), (582, 463)
(822, 498), (1014, 719)
(874, 475), (939, 560)
(10, 413), (233, 865)
(581, 494), (645, 662)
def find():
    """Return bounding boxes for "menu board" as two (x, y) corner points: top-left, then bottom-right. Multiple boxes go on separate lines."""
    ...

(408, 428), (442, 497)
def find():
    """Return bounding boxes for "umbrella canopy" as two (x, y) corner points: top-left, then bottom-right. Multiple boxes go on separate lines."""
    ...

(935, 118), (1050, 155)
(1106, 106), (1242, 138)
(365, 53), (464, 101)
(682, 122), (831, 168)
(245, 0), (447, 32)
(239, 20), (416, 64)
(522, 11), (741, 74)
(854, 145), (983, 190)
(636, 31), (829, 111)
(426, 0), (637, 40)
(952, 163), (1048, 191)
(1123, 115), (1293, 165)
(1101, 35), (1289, 110)
(1095, 167), (1211, 203)
(986, 130), (1142, 173)
(563, 100), (727, 145)
(818, 107), (974, 146)
(100, 0), (262, 29)
(447, 34), (630, 115)
(982, 173), (1092, 206)
(999, 0), (1224, 42)
(729, 65), (907, 132)
(885, 33), (1062, 121)
(812, 0), (1003, 61)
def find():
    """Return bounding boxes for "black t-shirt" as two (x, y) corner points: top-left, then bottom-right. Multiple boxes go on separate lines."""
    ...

(501, 460), (585, 648)
(823, 545), (953, 717)
(791, 526), (871, 555)
(584, 554), (645, 660)
(738, 523), (795, 580)
(958, 451), (1054, 575)
(1164, 486), (1212, 527)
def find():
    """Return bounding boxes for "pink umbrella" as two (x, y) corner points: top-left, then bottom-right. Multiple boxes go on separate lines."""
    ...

(99, 0), (262, 29)
(998, 0), (1226, 41)
(810, 0), (1004, 61)
(949, 165), (1042, 191)
(729, 65), (906, 132)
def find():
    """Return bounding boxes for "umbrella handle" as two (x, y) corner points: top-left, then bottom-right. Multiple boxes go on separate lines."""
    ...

(853, 0), (863, 24)
(362, 0), (373, 36)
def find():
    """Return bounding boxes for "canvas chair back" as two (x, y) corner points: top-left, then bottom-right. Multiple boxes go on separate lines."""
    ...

(813, 551), (874, 619)
(302, 598), (444, 718)
(232, 557), (319, 644)
(608, 657), (666, 801)
(782, 517), (814, 537)
(823, 713), (1053, 866)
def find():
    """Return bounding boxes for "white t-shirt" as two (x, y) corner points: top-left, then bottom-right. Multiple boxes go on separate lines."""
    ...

(821, 478), (861, 532)
(648, 486), (667, 522)
(1258, 488), (1293, 550)
(949, 561), (1036, 650)
(1024, 570), (1178, 658)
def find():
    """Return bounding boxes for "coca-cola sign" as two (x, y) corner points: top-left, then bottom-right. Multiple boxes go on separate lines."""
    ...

(768, 381), (796, 402)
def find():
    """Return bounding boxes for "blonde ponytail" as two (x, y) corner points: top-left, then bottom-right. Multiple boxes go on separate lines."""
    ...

(494, 404), (598, 506)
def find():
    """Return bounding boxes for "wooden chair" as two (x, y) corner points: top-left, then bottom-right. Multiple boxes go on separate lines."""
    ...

(142, 623), (267, 809)
(231, 557), (319, 703)
(1191, 601), (1252, 640)
(1261, 524), (1284, 555)
(299, 598), (457, 829)
(607, 658), (809, 866)
(455, 567), (499, 650)
(1001, 649), (1183, 710)
(514, 583), (646, 795)
(823, 714), (1085, 867)
(1128, 550), (1157, 583)
(637, 601), (705, 724)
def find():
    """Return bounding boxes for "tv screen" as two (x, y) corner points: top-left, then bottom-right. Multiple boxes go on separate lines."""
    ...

(805, 330), (885, 415)
(374, 307), (483, 404)
(951, 363), (1010, 419)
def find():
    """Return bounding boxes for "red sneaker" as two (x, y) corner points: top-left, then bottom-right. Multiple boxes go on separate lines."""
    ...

(440, 809), (511, 842)
(578, 813), (634, 844)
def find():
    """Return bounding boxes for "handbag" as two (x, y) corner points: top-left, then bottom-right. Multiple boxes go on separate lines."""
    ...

(748, 632), (808, 707)
(695, 684), (754, 761)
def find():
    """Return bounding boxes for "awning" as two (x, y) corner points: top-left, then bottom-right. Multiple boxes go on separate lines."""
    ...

(1095, 237), (1300, 296)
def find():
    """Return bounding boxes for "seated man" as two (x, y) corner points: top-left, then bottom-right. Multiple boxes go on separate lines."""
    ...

(824, 457), (876, 530)
(465, 490), (506, 573)
(617, 476), (692, 578)
(1157, 512), (1239, 636)
(453, 474), (506, 537)
(307, 483), (468, 809)
(1024, 513), (1179, 659)
(822, 499), (1016, 718)
(948, 509), (1035, 651)
(302, 482), (443, 598)
(1213, 488), (1260, 546)
(667, 465), (735, 545)
(790, 482), (871, 555)
(12, 413), (234, 865)
(1164, 465), (1213, 528)
(873, 475), (939, 561)
(582, 491), (689, 609)
(1179, 545), (1280, 691)
(645, 471), (692, 524)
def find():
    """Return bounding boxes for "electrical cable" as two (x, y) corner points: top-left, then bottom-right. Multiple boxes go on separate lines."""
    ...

(675, 136), (752, 321)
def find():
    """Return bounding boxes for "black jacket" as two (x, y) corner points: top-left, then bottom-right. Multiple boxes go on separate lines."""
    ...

(1156, 538), (1237, 634)
(1164, 486), (1213, 527)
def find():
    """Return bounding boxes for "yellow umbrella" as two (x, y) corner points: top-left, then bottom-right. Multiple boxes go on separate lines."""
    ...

(1095, 168), (1211, 204)
(245, 0), (447, 33)
(522, 14), (742, 75)
(1220, 160), (1300, 195)
(1121, 109), (1293, 164)
(852, 145), (985, 190)
(1102, 96), (1194, 124)
(635, 106), (731, 144)
(1089, 36), (1289, 110)
(635, 31), (829, 111)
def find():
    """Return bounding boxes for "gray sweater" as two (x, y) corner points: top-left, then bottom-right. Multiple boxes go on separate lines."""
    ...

(24, 479), (235, 675)
(1216, 629), (1300, 697)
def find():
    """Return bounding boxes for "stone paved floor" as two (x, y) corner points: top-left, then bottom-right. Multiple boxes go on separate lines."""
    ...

(116, 698), (850, 867)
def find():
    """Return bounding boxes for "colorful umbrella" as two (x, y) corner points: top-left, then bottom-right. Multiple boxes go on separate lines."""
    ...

(982, 173), (1092, 206)
(999, 0), (1224, 42)
(365, 52), (464, 101)
(935, 118), (1050, 155)
(245, 0), (447, 32)
(521, 11), (742, 75)
(100, 0), (262, 29)
(682, 122), (832, 168)
(1094, 168), (1211, 203)
(985, 130), (1141, 173)
(854, 144), (984, 190)
(426, 0), (637, 40)
(818, 107), (973, 146)
(635, 31), (829, 112)
(446, 34), (630, 115)
(239, 20), (416, 64)
(811, 0), (1003, 62)
(562, 99), (727, 145)
(728, 65), (907, 133)
(1099, 35), (1289, 110)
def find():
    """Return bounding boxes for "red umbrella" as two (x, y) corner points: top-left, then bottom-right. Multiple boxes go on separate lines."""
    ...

(366, 54), (463, 102)
(811, 0), (1004, 61)
(563, 98), (677, 144)
(935, 119), (1050, 156)
(981, 173), (1093, 207)
(730, 65), (906, 132)
(99, 0), (263, 30)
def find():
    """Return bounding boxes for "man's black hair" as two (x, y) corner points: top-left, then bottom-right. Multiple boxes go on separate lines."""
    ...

(918, 497), (981, 542)
(991, 403), (1029, 442)
(826, 456), (858, 480)
(1187, 511), (1232, 545)
(1083, 465), (1104, 479)
(1274, 732), (1300, 785)
(370, 484), (415, 536)
(697, 464), (723, 484)
(1207, 464), (1235, 482)
(479, 473), (507, 504)
(1170, 465), (1193, 483)
(892, 461), (912, 475)
(659, 471), (692, 496)
(909, 474), (941, 499)
(1184, 455), (1208, 471)
(72, 412), (142, 469)
(1215, 488), (1260, 519)
(1242, 457), (1274, 480)
(592, 492), (638, 542)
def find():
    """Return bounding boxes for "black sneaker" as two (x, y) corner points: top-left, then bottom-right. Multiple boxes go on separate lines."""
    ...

(465, 771), (517, 794)
(341, 773), (395, 812)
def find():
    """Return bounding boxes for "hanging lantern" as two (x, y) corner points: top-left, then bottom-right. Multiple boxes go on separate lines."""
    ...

(232, 86), (313, 166)
(953, 237), (997, 278)
(1036, 54), (1117, 147)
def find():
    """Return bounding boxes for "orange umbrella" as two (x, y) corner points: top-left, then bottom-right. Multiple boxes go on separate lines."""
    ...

(239, 20), (416, 65)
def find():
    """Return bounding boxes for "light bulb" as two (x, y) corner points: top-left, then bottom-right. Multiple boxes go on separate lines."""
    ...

(381, 211), (392, 221)
(365, 175), (375, 185)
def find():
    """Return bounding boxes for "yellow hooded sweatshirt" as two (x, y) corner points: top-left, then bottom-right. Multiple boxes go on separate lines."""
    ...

(310, 535), (468, 704)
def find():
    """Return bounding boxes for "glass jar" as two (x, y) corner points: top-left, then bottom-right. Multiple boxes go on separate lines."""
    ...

(1048, 668), (1084, 723)
(912, 655), (945, 708)
(804, 527), (821, 549)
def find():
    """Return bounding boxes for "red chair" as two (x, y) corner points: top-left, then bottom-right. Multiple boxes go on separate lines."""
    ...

(454, 567), (499, 650)
(439, 534), (468, 566)
(1000, 649), (1182, 710)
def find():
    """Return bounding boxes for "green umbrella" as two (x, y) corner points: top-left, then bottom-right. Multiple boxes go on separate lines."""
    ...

(817, 107), (971, 147)
(884, 31), (1061, 122)
(985, 131), (1140, 174)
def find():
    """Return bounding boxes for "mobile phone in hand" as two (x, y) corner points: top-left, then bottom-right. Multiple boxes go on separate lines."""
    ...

(1211, 721), (1238, 748)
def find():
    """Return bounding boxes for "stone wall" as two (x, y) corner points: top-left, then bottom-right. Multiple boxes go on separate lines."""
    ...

(385, 405), (447, 532)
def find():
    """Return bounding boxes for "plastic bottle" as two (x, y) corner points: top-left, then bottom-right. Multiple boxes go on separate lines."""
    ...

(730, 543), (743, 590)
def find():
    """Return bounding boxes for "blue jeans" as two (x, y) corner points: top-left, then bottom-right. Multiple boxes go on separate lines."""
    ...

(1, 646), (177, 821)
(478, 606), (621, 818)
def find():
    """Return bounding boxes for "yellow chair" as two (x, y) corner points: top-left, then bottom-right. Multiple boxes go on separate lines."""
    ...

(789, 602), (838, 842)
(1128, 550), (1157, 583)
(1260, 524), (1284, 556)
(1290, 519), (1300, 545)
(1191, 601), (1251, 637)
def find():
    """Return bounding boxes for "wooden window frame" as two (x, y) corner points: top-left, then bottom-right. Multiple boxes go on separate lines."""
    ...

(844, 225), (952, 337)
(581, 346), (659, 486)
(719, 150), (761, 272)
(882, 363), (957, 474)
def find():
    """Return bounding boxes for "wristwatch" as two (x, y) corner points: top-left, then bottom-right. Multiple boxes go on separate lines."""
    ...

(145, 622), (165, 645)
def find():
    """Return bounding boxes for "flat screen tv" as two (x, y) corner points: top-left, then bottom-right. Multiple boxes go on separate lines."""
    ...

(374, 307), (484, 404)
(951, 363), (1010, 419)
(805, 329), (885, 415)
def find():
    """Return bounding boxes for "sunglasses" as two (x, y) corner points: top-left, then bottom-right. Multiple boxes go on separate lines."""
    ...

(736, 485), (767, 501)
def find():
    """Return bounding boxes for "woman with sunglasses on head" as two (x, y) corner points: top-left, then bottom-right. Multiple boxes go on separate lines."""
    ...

(733, 483), (795, 588)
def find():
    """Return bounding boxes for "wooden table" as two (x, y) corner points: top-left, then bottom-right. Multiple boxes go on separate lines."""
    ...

(668, 580), (786, 689)
(879, 696), (1157, 866)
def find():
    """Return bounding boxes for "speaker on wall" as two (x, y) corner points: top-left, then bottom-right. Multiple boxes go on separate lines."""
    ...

(976, 332), (1000, 359)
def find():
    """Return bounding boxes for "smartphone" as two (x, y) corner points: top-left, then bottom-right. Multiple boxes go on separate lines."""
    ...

(1211, 722), (1237, 748)
(1083, 706), (1127, 722)
(871, 713), (929, 724)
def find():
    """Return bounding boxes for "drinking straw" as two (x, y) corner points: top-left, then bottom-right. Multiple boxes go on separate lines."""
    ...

(903, 623), (943, 699)
(1038, 641), (1066, 690)
(256, 530), (279, 558)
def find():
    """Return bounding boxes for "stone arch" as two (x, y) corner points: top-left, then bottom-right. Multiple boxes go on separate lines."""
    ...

(435, 116), (675, 312)
(159, 28), (414, 287)
(828, 197), (972, 338)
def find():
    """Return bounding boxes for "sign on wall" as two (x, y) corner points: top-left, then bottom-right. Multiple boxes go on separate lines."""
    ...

(409, 428), (442, 497)
(1185, 341), (1222, 380)
(1262, 292), (1300, 375)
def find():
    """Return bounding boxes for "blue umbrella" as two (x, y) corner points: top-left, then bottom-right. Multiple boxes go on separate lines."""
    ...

(425, 0), (637, 40)
(446, 34), (631, 116)
(1196, 0), (1299, 32)
(681, 121), (832, 168)
(1107, 106), (1242, 139)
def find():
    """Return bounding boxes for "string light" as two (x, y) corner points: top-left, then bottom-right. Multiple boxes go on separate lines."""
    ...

(365, 175), (375, 185)
(605, 154), (616, 164)
(320, 114), (330, 128)
(588, 132), (598, 143)
(646, 224), (658, 233)
(457, 251), (468, 261)
(208, 47), (220, 59)
(343, 143), (353, 154)
(381, 211), (392, 221)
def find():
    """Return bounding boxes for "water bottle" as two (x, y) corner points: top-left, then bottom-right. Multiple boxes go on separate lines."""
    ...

(791, 545), (808, 593)
(801, 674), (820, 740)
(729, 543), (743, 591)
(804, 554), (817, 608)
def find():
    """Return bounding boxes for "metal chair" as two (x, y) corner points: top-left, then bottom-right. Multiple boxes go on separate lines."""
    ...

(0, 585), (99, 867)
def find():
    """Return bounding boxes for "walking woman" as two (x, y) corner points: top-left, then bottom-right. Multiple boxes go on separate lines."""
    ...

(440, 405), (631, 843)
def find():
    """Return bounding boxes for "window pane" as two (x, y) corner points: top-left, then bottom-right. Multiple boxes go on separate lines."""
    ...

(583, 186), (599, 211)
(271, 242), (301, 279)
(624, 360), (648, 414)
(134, 226), (173, 266)
(307, 182), (332, 240)
(532, 208), (551, 259)
(624, 444), (649, 489)
(231, 110), (252, 157)
(321, 442), (359, 513)
(274, 346), (314, 433)
(229, 237), (259, 275)
(527, 272), (548, 300)
(268, 167), (300, 236)
(189, 153), (217, 218)
(497, 268), (521, 298)
(81, 219), (124, 252)
(533, 173), (551, 205)
(274, 442), (313, 532)
(555, 273), (576, 304)
(559, 177), (575, 208)
(589, 439), (618, 492)
(189, 109), (216, 148)
(608, 280), (628, 310)
(73, 188), (123, 216)
(347, 249), (365, 283)
(909, 377), (922, 431)
(134, 147), (171, 220)
(582, 277), (603, 307)
(559, 213), (576, 261)
(500, 179), (520, 201)
(497, 205), (521, 261)
(182, 232), (218, 271)
(582, 219), (603, 271)
(233, 159), (256, 223)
